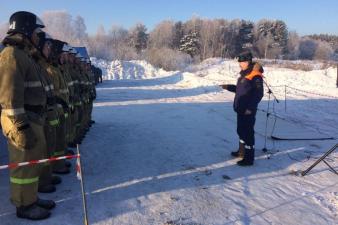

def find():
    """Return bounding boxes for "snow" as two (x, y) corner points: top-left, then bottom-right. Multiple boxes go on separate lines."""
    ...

(0, 58), (337, 225)
(90, 57), (172, 80)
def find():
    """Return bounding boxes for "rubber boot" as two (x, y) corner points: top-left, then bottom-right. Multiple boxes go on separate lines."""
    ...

(36, 198), (56, 210)
(231, 142), (245, 158)
(52, 166), (70, 175)
(16, 204), (50, 220)
(237, 146), (255, 166)
(38, 184), (56, 193)
(51, 176), (62, 185)
(65, 161), (72, 168)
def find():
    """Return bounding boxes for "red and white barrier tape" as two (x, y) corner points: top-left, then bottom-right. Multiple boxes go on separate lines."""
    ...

(0, 154), (80, 170)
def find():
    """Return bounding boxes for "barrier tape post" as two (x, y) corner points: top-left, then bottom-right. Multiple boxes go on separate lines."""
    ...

(76, 144), (89, 225)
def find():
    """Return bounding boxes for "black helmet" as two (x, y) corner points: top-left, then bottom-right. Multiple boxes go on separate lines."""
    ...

(51, 39), (67, 56)
(7, 11), (45, 37)
(237, 51), (253, 62)
(36, 31), (51, 51)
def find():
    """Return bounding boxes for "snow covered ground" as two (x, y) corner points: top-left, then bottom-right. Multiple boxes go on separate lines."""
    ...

(91, 58), (173, 80)
(0, 58), (337, 225)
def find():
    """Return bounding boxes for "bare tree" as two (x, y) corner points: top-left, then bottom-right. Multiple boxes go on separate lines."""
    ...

(72, 16), (88, 45)
(148, 20), (174, 49)
(200, 19), (217, 60)
(109, 25), (137, 60)
(145, 47), (191, 70)
(128, 23), (148, 54)
(299, 38), (318, 60)
(41, 11), (73, 41)
(88, 25), (112, 59)
(41, 10), (88, 46)
(314, 41), (333, 60)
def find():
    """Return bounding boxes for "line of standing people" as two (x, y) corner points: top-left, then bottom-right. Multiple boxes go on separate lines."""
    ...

(0, 11), (97, 220)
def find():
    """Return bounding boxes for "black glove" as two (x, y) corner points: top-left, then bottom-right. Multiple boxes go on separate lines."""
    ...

(220, 84), (237, 93)
(9, 124), (37, 150)
(219, 84), (228, 89)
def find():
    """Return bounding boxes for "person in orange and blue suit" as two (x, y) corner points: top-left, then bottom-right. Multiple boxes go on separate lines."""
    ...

(220, 51), (264, 166)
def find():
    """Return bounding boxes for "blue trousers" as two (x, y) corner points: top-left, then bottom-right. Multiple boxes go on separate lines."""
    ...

(236, 113), (256, 147)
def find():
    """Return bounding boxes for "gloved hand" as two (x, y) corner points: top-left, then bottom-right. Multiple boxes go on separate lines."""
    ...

(219, 84), (228, 89)
(221, 84), (237, 93)
(9, 124), (37, 150)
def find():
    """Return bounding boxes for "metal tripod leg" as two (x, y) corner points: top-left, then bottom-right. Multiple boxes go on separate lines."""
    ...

(262, 92), (271, 153)
(301, 144), (338, 176)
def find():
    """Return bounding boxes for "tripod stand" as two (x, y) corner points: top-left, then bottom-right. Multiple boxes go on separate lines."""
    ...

(301, 143), (338, 176)
(262, 79), (279, 153)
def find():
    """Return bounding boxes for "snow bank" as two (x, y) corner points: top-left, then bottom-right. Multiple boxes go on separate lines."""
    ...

(90, 58), (172, 80)
(92, 57), (337, 100)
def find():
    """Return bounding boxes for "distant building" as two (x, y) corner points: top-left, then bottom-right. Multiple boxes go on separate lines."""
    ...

(74, 47), (89, 59)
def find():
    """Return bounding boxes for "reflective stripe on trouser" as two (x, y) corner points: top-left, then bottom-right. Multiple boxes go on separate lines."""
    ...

(39, 110), (58, 187)
(52, 115), (67, 171)
(6, 120), (46, 207)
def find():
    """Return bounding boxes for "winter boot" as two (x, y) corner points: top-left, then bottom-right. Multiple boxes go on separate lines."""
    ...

(237, 146), (255, 166)
(65, 160), (72, 168)
(53, 166), (70, 175)
(38, 184), (56, 193)
(51, 175), (62, 185)
(16, 203), (50, 220)
(231, 141), (245, 158)
(36, 198), (56, 210)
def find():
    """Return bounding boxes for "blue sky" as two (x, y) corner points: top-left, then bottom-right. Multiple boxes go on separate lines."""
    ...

(1, 0), (337, 35)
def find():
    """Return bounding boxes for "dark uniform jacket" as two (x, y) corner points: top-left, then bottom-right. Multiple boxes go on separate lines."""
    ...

(225, 63), (264, 114)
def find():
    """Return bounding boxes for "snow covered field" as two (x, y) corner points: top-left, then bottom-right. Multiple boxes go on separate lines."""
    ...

(0, 59), (337, 225)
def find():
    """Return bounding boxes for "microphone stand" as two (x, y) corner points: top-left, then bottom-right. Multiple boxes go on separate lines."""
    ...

(262, 78), (279, 153)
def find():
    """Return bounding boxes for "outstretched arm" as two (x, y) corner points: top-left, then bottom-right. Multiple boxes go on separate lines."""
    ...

(219, 84), (237, 93)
